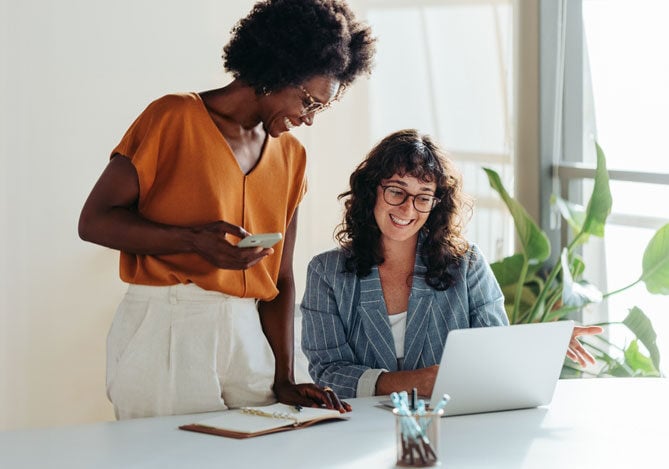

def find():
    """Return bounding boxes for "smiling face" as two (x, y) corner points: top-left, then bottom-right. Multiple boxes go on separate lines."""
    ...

(373, 173), (437, 247)
(260, 75), (341, 137)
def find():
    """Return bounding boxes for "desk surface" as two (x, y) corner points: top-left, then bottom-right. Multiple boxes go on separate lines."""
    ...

(1, 378), (667, 469)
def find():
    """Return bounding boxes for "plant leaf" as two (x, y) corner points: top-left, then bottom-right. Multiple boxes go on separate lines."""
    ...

(581, 142), (612, 237)
(623, 340), (660, 376)
(552, 194), (586, 234)
(560, 249), (602, 307)
(560, 362), (583, 379)
(545, 305), (576, 322)
(490, 254), (525, 287)
(641, 223), (669, 295)
(582, 338), (634, 377)
(569, 253), (585, 279)
(491, 254), (542, 287)
(500, 284), (540, 324)
(622, 306), (661, 372)
(606, 361), (635, 377)
(484, 168), (550, 264)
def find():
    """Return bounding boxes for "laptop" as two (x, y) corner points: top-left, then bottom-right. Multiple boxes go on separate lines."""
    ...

(382, 320), (574, 417)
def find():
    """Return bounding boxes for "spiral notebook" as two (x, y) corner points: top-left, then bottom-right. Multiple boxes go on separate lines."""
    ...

(179, 403), (348, 439)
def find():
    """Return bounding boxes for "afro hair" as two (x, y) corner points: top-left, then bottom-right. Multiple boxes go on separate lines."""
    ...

(223, 0), (376, 93)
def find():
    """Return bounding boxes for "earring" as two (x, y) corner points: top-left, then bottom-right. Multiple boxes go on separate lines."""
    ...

(262, 86), (271, 96)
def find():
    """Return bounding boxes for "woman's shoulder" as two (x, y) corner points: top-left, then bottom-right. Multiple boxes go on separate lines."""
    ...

(457, 242), (499, 283)
(308, 247), (350, 273)
(418, 235), (483, 262)
(421, 239), (487, 275)
(465, 242), (493, 264)
(310, 246), (347, 263)
(140, 92), (201, 117)
(445, 242), (488, 272)
(465, 242), (482, 258)
(149, 92), (202, 110)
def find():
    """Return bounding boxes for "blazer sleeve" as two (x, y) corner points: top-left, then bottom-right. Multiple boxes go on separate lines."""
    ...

(300, 254), (372, 399)
(466, 244), (509, 327)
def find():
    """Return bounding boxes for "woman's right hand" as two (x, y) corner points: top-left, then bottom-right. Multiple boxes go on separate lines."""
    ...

(374, 365), (439, 397)
(190, 220), (273, 270)
(274, 382), (352, 414)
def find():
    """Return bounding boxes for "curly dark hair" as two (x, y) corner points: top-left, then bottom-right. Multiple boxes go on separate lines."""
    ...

(223, 0), (376, 94)
(335, 129), (474, 290)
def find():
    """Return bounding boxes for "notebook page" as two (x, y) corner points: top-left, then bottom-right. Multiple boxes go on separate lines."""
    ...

(195, 410), (295, 434)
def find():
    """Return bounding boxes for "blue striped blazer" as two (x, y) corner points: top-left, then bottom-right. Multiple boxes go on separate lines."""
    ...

(300, 241), (508, 398)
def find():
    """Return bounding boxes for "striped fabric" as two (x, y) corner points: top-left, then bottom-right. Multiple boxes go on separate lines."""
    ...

(300, 240), (508, 398)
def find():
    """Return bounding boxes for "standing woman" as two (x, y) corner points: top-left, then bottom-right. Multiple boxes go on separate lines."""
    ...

(78, 0), (375, 419)
(301, 129), (601, 399)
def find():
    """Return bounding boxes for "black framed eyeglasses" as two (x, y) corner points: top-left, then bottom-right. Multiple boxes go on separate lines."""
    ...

(298, 84), (346, 117)
(380, 185), (441, 213)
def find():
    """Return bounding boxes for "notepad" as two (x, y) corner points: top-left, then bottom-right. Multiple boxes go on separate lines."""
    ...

(179, 403), (348, 439)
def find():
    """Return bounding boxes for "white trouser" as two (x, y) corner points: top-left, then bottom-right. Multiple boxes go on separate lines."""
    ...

(106, 284), (275, 419)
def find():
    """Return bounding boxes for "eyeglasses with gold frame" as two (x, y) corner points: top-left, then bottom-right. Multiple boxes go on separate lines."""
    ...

(298, 84), (346, 117)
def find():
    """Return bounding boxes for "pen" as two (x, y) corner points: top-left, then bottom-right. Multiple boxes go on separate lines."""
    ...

(431, 394), (451, 414)
(294, 405), (303, 412)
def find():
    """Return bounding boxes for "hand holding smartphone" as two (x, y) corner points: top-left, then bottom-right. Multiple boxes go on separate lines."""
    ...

(237, 232), (283, 249)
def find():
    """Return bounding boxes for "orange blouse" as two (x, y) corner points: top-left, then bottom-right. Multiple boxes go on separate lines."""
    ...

(111, 93), (307, 300)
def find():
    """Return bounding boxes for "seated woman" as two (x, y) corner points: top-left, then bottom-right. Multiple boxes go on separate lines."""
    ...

(300, 129), (601, 399)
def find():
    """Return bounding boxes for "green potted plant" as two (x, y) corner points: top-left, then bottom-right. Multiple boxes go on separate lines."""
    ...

(483, 143), (669, 377)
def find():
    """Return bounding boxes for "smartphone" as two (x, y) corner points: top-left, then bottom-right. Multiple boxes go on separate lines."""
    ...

(237, 232), (283, 249)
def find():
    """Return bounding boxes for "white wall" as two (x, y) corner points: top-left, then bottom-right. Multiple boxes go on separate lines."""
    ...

(1, 0), (374, 430)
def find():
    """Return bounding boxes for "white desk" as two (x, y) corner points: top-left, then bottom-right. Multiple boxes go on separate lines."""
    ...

(1, 378), (667, 468)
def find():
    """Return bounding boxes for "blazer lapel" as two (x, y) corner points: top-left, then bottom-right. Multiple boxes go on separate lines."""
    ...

(357, 266), (398, 371)
(403, 246), (437, 370)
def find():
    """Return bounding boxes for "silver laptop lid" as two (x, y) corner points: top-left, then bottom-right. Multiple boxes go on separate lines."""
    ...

(430, 321), (574, 417)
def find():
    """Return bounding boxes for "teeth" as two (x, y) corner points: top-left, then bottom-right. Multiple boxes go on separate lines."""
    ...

(284, 118), (295, 130)
(390, 214), (411, 226)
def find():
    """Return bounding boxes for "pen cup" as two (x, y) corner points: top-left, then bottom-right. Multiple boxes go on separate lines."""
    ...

(393, 408), (443, 467)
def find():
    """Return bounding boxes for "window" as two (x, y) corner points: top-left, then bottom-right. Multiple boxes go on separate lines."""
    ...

(546, 0), (669, 371)
(583, 0), (669, 370)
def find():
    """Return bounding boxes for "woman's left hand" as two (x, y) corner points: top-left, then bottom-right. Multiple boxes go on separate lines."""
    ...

(567, 325), (603, 367)
(273, 382), (352, 413)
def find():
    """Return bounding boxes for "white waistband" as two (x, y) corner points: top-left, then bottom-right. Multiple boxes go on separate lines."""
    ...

(125, 284), (255, 305)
